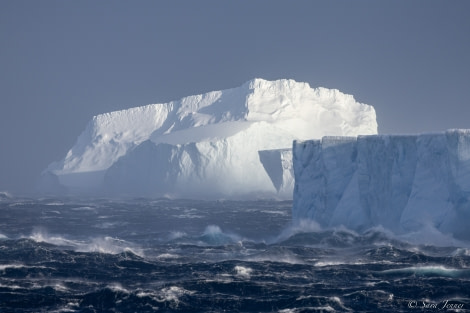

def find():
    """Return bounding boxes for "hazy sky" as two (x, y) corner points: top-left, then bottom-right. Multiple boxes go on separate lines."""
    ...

(1, 1), (469, 194)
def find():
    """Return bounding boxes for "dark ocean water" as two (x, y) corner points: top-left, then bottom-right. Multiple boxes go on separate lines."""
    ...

(0, 198), (469, 312)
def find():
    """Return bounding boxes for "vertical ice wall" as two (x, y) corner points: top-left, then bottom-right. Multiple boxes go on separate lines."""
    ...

(258, 149), (294, 198)
(293, 130), (470, 240)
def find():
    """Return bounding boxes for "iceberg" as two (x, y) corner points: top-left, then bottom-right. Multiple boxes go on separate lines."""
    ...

(258, 149), (294, 198)
(41, 78), (377, 198)
(292, 130), (470, 240)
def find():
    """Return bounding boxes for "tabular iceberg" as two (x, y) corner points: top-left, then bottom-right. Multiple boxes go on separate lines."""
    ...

(293, 130), (470, 240)
(41, 78), (377, 198)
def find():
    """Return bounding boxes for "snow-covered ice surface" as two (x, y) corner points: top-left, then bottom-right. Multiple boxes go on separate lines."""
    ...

(1, 197), (469, 312)
(42, 78), (377, 198)
(293, 129), (470, 241)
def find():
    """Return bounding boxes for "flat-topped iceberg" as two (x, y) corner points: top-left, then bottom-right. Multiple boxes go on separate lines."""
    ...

(41, 78), (377, 198)
(293, 129), (470, 240)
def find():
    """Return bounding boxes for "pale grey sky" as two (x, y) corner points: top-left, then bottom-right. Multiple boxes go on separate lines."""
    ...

(1, 0), (469, 194)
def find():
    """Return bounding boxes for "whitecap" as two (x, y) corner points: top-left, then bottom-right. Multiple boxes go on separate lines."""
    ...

(173, 213), (203, 219)
(275, 219), (323, 243)
(94, 222), (121, 229)
(168, 231), (187, 240)
(395, 224), (470, 247)
(107, 283), (129, 293)
(199, 225), (241, 245)
(0, 191), (12, 199)
(246, 251), (305, 264)
(261, 210), (288, 216)
(452, 248), (470, 256)
(0, 283), (22, 290)
(8, 202), (33, 207)
(314, 260), (345, 267)
(158, 286), (194, 303)
(70, 206), (96, 211)
(234, 265), (252, 278)
(26, 229), (144, 257)
(76, 236), (144, 257)
(380, 266), (468, 277)
(47, 301), (80, 313)
(0, 264), (25, 272)
(52, 282), (69, 292)
(27, 229), (78, 247)
(45, 202), (64, 206)
(0, 264), (49, 272)
(156, 253), (179, 260)
(136, 286), (194, 307)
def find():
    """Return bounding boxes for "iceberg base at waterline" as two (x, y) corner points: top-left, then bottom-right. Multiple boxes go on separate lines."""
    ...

(292, 129), (470, 241)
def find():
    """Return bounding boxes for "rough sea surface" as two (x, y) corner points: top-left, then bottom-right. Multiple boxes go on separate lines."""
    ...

(0, 198), (469, 312)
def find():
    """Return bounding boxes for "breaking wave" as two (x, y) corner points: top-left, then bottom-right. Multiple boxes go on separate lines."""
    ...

(1, 198), (470, 312)
(24, 229), (145, 257)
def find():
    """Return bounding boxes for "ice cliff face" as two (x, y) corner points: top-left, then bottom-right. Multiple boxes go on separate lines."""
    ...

(258, 149), (294, 198)
(43, 78), (377, 198)
(293, 130), (470, 240)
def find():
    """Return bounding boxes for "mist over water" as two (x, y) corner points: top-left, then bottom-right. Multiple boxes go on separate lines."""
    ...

(1, 198), (469, 312)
